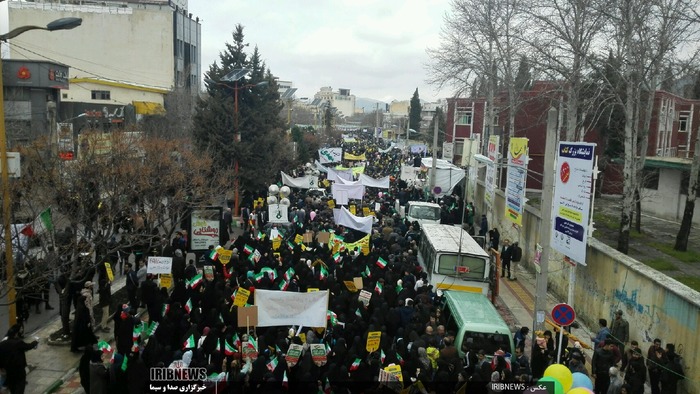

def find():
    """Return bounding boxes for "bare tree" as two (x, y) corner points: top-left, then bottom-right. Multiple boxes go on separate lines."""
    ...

(675, 125), (700, 250)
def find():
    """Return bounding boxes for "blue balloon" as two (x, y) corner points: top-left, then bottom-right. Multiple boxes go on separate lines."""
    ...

(571, 372), (593, 390)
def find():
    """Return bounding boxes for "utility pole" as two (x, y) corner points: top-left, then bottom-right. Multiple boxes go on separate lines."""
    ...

(430, 116), (438, 192)
(375, 103), (380, 139)
(533, 107), (558, 332)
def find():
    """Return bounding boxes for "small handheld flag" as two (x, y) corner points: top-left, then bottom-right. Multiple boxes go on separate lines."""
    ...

(376, 257), (388, 269)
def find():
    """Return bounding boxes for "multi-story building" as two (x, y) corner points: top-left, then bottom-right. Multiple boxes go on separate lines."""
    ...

(3, 0), (201, 145)
(445, 83), (700, 224)
(314, 86), (355, 119)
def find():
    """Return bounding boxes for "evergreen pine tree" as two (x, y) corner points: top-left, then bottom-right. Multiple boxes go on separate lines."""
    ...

(409, 88), (423, 134)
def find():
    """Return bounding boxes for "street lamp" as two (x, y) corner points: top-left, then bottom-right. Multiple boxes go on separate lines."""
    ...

(1, 17), (82, 326)
(205, 71), (268, 219)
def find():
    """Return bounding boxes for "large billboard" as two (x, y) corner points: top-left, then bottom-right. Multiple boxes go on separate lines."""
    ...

(551, 142), (596, 264)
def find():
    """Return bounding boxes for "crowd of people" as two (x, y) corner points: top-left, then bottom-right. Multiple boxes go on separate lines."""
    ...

(0, 135), (689, 394)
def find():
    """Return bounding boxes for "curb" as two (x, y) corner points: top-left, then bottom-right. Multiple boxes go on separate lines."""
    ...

(44, 365), (79, 394)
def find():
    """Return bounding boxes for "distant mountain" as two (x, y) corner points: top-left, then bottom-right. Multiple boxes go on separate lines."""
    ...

(355, 97), (388, 113)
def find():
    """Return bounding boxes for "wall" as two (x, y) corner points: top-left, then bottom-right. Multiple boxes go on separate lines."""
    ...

(641, 168), (700, 225)
(473, 181), (700, 393)
(8, 2), (174, 91)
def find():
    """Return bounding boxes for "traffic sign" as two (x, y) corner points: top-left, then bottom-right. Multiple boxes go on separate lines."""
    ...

(551, 303), (576, 326)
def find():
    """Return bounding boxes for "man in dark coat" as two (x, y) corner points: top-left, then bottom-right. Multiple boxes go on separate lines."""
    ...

(0, 324), (38, 394)
(500, 239), (513, 279)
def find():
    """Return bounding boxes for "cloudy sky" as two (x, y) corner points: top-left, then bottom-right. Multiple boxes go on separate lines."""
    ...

(189, 0), (452, 103)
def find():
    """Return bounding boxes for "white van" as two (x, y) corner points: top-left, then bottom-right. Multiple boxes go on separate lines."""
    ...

(405, 201), (442, 226)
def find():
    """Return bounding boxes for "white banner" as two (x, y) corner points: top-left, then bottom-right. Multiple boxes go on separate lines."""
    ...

(315, 160), (329, 173)
(505, 138), (528, 226)
(254, 289), (329, 327)
(147, 256), (173, 274)
(551, 142), (596, 265)
(331, 183), (365, 203)
(333, 206), (375, 233)
(190, 208), (221, 251)
(280, 171), (319, 189)
(359, 174), (390, 189)
(318, 148), (342, 164)
(267, 204), (289, 224)
(485, 136), (499, 207)
(400, 164), (420, 182)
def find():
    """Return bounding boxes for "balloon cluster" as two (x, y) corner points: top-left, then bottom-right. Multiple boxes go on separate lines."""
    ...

(538, 364), (593, 394)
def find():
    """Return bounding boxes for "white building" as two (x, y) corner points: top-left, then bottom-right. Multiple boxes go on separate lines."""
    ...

(314, 86), (356, 119)
(5, 0), (201, 123)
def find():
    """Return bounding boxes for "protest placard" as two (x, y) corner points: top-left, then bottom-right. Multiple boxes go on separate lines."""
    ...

(147, 256), (172, 274)
(234, 288), (251, 307)
(310, 343), (327, 366)
(358, 290), (371, 306)
(366, 331), (381, 352)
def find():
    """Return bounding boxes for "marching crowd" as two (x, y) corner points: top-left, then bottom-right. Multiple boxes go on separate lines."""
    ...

(0, 135), (688, 394)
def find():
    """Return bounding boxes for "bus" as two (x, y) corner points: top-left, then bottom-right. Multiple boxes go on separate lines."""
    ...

(442, 290), (514, 358)
(418, 223), (491, 295)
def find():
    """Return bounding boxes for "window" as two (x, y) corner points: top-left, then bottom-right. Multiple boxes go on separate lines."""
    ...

(456, 110), (472, 125)
(642, 168), (660, 190)
(62, 93), (68, 99)
(91, 90), (110, 100)
(678, 112), (689, 133)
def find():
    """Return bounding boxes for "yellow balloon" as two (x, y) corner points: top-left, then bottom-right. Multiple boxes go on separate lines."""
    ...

(567, 388), (593, 394)
(544, 364), (573, 392)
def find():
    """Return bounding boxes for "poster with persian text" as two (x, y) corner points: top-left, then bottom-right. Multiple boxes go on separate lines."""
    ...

(551, 142), (596, 265)
(505, 138), (528, 226)
(189, 207), (222, 251)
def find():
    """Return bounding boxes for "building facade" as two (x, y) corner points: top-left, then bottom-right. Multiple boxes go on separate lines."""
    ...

(4, 0), (201, 145)
(314, 86), (355, 119)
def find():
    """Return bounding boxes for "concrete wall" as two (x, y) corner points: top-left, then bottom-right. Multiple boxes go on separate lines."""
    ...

(473, 181), (700, 393)
(641, 167), (700, 225)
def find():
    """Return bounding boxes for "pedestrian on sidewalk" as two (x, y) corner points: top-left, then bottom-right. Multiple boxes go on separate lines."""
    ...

(500, 239), (513, 279)
(610, 310), (629, 352)
(71, 281), (98, 353)
(98, 262), (113, 333)
(0, 324), (38, 394)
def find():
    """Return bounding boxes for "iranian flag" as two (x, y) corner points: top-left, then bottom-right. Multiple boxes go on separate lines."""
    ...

(244, 244), (254, 255)
(282, 370), (289, 389)
(183, 333), (196, 349)
(20, 208), (53, 237)
(189, 273), (203, 289)
(396, 351), (405, 365)
(279, 279), (289, 291)
(349, 357), (361, 371)
(266, 356), (278, 371)
(260, 267), (277, 281)
(97, 341), (112, 353)
(333, 252), (342, 263)
(325, 342), (332, 355)
(248, 336), (258, 352)
(327, 310), (337, 326)
(355, 308), (362, 318)
(376, 257), (388, 269)
(161, 304), (170, 317)
(232, 333), (241, 348)
(283, 267), (295, 281)
(319, 265), (329, 280)
(224, 338), (237, 356)
(374, 282), (383, 295)
(287, 241), (295, 251)
(184, 298), (193, 314)
(363, 266), (371, 278)
(146, 321), (159, 337)
(381, 349), (386, 364)
(209, 248), (219, 261)
(257, 231), (265, 240)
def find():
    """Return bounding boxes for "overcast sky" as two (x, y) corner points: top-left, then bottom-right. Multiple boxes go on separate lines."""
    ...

(189, 0), (451, 103)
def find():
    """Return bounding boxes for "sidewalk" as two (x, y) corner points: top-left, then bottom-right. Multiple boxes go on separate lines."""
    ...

(24, 274), (127, 394)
